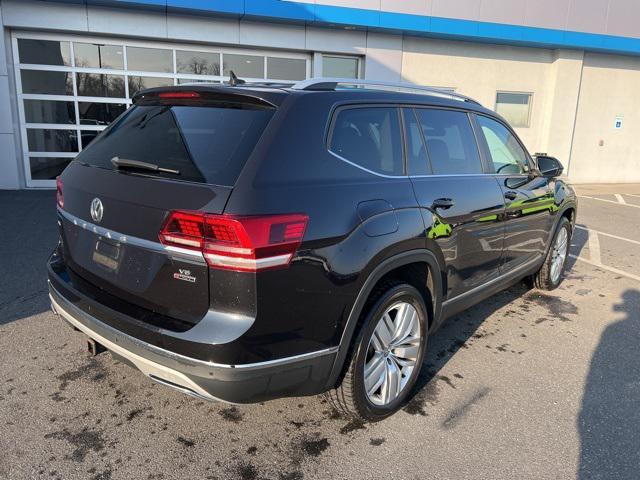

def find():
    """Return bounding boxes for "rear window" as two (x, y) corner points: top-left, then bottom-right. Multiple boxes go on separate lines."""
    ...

(75, 103), (274, 186)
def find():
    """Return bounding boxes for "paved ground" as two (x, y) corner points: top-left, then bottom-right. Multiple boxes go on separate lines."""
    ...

(1, 186), (640, 480)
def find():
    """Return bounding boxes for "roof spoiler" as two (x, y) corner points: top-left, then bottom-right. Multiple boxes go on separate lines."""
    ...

(132, 85), (278, 108)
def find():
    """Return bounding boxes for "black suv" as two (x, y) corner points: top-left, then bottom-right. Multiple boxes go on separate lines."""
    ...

(48, 78), (577, 421)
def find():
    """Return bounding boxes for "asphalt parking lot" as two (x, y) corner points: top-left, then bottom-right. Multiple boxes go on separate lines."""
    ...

(1, 185), (639, 480)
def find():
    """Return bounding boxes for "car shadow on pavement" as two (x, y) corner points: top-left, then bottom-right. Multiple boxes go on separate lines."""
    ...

(566, 223), (589, 271)
(404, 278), (533, 415)
(404, 222), (590, 416)
(0, 191), (58, 325)
(578, 288), (640, 479)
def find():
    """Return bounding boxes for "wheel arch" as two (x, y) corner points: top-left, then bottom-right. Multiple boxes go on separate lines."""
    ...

(325, 249), (443, 389)
(546, 202), (577, 255)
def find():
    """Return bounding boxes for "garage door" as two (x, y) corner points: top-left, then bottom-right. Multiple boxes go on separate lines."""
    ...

(12, 32), (311, 188)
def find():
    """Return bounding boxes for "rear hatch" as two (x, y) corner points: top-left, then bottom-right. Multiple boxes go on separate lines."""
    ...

(57, 88), (276, 325)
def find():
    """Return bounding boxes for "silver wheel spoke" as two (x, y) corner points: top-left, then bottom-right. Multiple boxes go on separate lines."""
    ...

(391, 304), (417, 346)
(364, 353), (386, 396)
(381, 358), (401, 404)
(370, 332), (385, 352)
(550, 228), (569, 283)
(375, 313), (394, 348)
(391, 341), (420, 361)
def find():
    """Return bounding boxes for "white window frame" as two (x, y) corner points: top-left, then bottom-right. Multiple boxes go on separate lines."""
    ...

(495, 91), (533, 129)
(12, 31), (312, 188)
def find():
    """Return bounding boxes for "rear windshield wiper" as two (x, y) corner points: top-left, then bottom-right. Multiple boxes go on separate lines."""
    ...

(111, 156), (180, 175)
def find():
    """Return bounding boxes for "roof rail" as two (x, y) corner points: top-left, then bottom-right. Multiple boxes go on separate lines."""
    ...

(291, 78), (481, 105)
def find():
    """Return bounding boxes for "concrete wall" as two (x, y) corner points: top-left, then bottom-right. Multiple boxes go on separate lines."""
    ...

(568, 52), (640, 183)
(401, 37), (555, 151)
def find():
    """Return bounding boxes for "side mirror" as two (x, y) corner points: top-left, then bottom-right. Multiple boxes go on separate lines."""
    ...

(536, 155), (564, 178)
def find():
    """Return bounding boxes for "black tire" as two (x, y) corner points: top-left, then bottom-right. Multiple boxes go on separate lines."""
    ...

(325, 281), (429, 421)
(532, 217), (572, 291)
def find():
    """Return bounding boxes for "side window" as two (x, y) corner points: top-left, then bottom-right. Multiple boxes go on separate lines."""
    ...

(476, 115), (529, 174)
(415, 109), (483, 175)
(330, 107), (403, 176)
(402, 108), (430, 176)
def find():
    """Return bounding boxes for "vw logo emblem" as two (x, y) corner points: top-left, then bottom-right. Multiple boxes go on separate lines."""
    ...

(90, 198), (104, 223)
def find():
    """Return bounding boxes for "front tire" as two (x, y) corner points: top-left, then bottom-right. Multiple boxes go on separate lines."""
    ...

(325, 282), (429, 421)
(532, 217), (572, 291)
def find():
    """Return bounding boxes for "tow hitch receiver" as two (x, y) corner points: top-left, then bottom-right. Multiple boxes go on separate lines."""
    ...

(86, 337), (107, 357)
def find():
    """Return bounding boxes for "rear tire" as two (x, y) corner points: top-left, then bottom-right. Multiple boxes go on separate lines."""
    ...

(532, 217), (572, 291)
(325, 282), (429, 421)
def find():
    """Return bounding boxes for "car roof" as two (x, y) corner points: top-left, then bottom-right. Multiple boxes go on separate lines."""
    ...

(134, 82), (495, 116)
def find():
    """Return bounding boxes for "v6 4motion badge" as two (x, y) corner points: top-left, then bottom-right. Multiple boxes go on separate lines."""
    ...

(173, 269), (196, 283)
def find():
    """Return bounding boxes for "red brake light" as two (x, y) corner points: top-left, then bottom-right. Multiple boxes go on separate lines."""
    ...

(157, 91), (200, 99)
(159, 211), (308, 272)
(56, 176), (64, 209)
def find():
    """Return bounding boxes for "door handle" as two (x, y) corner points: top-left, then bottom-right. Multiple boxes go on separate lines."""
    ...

(504, 191), (518, 201)
(432, 198), (455, 210)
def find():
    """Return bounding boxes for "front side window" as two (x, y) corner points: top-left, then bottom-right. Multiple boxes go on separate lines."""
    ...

(330, 107), (403, 176)
(415, 109), (483, 175)
(476, 115), (529, 175)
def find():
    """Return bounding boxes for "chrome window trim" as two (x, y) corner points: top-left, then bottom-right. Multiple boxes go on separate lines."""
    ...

(329, 149), (518, 180)
(328, 150), (407, 179)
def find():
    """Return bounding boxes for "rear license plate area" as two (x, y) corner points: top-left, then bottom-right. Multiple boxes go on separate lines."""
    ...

(92, 239), (121, 271)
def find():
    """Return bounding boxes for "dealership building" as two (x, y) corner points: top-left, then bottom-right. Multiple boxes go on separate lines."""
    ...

(1, 0), (639, 189)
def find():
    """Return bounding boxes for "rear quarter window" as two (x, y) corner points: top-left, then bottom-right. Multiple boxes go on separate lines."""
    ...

(75, 103), (274, 186)
(329, 106), (404, 176)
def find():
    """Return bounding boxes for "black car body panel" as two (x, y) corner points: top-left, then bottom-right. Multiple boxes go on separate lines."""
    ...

(48, 81), (577, 404)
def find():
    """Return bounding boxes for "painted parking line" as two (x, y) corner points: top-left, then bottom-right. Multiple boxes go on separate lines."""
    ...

(614, 194), (627, 204)
(571, 225), (640, 283)
(569, 254), (640, 283)
(586, 229), (602, 265)
(574, 225), (640, 247)
(577, 195), (640, 209)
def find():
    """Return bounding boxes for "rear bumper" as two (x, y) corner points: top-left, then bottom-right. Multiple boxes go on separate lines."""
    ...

(48, 272), (337, 404)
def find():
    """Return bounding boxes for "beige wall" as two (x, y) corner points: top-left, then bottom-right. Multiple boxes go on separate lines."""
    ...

(401, 37), (640, 183)
(401, 37), (556, 152)
(568, 52), (640, 183)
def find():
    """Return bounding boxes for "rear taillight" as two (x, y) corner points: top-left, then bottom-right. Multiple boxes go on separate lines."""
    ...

(159, 211), (308, 272)
(56, 176), (64, 208)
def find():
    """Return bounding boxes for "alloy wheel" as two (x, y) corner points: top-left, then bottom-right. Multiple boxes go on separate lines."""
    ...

(364, 301), (422, 406)
(551, 227), (569, 283)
